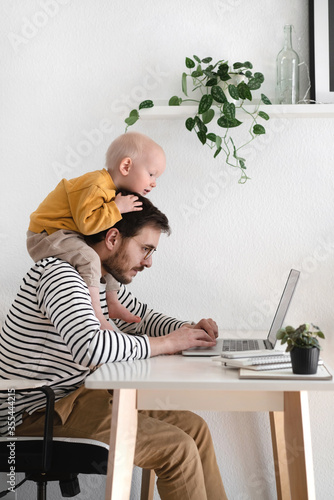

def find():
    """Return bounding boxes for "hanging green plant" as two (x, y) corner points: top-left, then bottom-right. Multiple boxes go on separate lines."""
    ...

(125, 55), (272, 183)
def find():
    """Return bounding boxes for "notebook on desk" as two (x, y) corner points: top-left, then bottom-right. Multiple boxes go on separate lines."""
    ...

(239, 364), (332, 380)
(212, 354), (324, 371)
(182, 269), (300, 357)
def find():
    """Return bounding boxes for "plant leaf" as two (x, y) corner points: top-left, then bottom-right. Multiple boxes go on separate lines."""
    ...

(228, 84), (239, 100)
(182, 72), (188, 96)
(185, 57), (195, 68)
(124, 109), (139, 127)
(197, 130), (207, 144)
(203, 68), (215, 78)
(217, 116), (242, 128)
(233, 62), (244, 70)
(248, 78), (262, 90)
(139, 100), (154, 110)
(191, 70), (203, 77)
(202, 57), (213, 63)
(238, 82), (252, 101)
(214, 146), (222, 158)
(253, 124), (266, 135)
(219, 74), (231, 82)
(211, 85), (227, 104)
(185, 117), (195, 131)
(233, 61), (253, 70)
(198, 94), (213, 114)
(223, 101), (236, 120)
(202, 108), (215, 124)
(258, 110), (270, 120)
(276, 329), (285, 339)
(193, 55), (201, 63)
(169, 96), (182, 106)
(207, 133), (217, 142)
(206, 78), (218, 87)
(254, 72), (264, 83)
(195, 116), (208, 133)
(261, 93), (272, 105)
(217, 63), (230, 80)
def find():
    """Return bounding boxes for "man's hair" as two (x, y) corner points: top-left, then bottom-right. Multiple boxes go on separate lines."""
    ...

(84, 191), (171, 245)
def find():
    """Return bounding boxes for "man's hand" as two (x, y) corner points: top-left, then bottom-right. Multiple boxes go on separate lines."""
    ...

(185, 318), (218, 341)
(114, 193), (143, 214)
(149, 325), (216, 357)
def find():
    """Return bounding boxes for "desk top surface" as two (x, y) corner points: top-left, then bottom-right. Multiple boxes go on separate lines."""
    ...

(85, 354), (334, 392)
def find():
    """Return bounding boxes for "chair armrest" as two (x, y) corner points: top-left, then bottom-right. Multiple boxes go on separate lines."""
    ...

(0, 380), (48, 391)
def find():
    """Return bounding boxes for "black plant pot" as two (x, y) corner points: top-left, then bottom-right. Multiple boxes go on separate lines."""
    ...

(290, 346), (320, 374)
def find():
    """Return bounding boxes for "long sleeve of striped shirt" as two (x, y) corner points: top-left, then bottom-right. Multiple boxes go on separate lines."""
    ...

(35, 260), (151, 367)
(0, 258), (188, 434)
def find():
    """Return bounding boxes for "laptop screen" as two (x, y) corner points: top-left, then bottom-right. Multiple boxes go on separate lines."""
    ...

(267, 269), (300, 347)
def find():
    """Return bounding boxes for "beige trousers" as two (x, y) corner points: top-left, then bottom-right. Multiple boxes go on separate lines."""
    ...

(15, 386), (227, 500)
(26, 229), (119, 291)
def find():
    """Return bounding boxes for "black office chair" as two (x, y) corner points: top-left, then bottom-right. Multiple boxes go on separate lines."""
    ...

(0, 383), (155, 500)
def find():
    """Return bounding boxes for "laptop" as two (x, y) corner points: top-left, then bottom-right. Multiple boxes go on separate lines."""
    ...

(182, 269), (300, 357)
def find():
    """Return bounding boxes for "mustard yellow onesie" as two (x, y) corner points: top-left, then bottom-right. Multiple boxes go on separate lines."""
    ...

(27, 168), (122, 290)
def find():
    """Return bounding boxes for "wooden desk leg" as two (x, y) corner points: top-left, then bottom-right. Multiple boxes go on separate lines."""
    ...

(105, 389), (138, 500)
(269, 411), (290, 500)
(141, 469), (155, 500)
(284, 391), (316, 500)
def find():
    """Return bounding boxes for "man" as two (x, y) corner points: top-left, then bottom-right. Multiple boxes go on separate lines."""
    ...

(0, 193), (228, 500)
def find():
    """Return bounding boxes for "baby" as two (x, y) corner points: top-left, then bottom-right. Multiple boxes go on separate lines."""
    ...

(27, 132), (166, 330)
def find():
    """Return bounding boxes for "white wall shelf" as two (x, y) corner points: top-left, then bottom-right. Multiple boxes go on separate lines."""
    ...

(139, 103), (334, 120)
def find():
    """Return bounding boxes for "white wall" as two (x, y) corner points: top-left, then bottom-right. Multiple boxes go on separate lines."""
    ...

(1, 0), (334, 499)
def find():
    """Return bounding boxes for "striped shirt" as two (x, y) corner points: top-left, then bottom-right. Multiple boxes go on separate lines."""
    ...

(0, 258), (186, 435)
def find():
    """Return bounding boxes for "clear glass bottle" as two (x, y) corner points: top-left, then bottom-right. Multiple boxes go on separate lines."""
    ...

(276, 25), (299, 104)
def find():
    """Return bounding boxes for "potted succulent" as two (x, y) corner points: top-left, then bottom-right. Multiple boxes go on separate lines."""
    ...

(276, 323), (325, 374)
(125, 55), (272, 183)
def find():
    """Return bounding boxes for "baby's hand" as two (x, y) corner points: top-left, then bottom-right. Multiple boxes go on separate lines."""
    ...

(114, 193), (143, 214)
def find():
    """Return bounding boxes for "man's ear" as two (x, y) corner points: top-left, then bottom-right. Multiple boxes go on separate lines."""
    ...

(105, 228), (120, 251)
(119, 157), (132, 176)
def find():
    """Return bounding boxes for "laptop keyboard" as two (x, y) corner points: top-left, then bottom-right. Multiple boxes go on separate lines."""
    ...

(222, 339), (260, 352)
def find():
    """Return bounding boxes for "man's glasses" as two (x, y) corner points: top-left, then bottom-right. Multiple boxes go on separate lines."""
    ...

(132, 238), (156, 260)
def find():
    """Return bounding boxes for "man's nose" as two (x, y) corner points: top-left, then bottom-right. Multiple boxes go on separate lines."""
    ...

(150, 179), (156, 187)
(143, 255), (153, 268)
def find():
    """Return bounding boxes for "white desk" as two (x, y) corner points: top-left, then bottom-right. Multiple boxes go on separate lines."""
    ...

(86, 355), (334, 500)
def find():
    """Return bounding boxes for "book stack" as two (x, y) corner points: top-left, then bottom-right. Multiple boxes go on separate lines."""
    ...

(212, 354), (332, 380)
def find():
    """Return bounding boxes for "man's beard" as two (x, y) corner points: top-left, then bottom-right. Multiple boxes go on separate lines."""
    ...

(101, 243), (144, 284)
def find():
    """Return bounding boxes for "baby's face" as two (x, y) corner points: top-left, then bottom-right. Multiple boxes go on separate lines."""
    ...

(122, 147), (166, 196)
